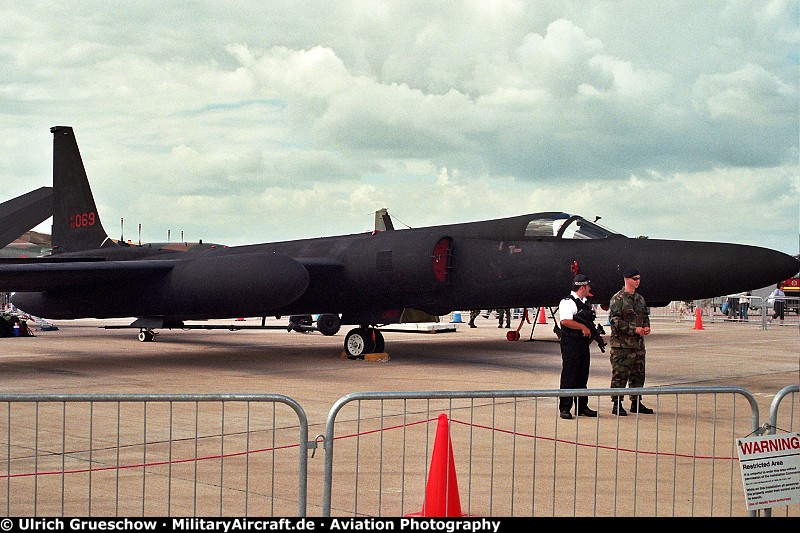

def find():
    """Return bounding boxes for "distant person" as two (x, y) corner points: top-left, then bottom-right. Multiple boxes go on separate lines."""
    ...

(738, 291), (750, 322)
(676, 300), (690, 322)
(769, 284), (786, 326)
(0, 314), (13, 338)
(608, 268), (652, 416)
(497, 308), (511, 329)
(557, 274), (599, 419)
(726, 295), (739, 321)
(468, 310), (480, 328)
(698, 298), (713, 321)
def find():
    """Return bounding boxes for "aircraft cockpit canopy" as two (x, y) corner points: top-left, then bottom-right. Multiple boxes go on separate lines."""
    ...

(525, 212), (623, 239)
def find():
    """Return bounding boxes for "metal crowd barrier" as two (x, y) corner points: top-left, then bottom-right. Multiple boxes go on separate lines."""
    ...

(2, 388), (798, 517)
(628, 297), (799, 330)
(322, 387), (768, 517)
(0, 393), (309, 516)
(765, 384), (800, 518)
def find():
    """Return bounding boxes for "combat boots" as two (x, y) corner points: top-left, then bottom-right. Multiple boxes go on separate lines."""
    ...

(630, 397), (654, 414)
(611, 397), (627, 416)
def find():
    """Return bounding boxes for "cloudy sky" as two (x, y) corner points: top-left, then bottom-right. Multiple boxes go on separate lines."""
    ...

(1, 1), (798, 254)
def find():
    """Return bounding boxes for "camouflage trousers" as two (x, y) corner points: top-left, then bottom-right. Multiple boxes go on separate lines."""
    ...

(609, 347), (646, 402)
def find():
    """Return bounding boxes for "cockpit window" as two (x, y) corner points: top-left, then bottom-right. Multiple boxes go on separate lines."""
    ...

(524, 215), (567, 237)
(524, 213), (622, 239)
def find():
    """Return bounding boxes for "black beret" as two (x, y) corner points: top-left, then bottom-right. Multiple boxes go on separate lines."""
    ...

(623, 267), (640, 278)
(573, 274), (591, 286)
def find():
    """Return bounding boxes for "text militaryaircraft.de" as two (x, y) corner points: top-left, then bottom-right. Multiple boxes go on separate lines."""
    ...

(0, 126), (797, 358)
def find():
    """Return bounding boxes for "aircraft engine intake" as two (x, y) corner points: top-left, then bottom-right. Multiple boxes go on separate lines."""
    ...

(345, 232), (452, 294)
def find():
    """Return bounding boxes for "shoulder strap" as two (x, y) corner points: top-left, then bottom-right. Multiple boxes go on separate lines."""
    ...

(569, 295), (591, 311)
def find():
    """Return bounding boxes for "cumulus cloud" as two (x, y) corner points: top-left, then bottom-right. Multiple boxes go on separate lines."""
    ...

(0, 1), (797, 254)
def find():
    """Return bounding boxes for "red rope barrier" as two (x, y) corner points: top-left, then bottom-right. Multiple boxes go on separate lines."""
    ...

(0, 415), (736, 479)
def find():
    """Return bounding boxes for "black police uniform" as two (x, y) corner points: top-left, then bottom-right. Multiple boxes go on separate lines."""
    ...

(559, 295), (595, 415)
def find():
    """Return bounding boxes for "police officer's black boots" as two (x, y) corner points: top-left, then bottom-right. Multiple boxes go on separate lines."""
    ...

(630, 397), (654, 414)
(611, 397), (627, 416)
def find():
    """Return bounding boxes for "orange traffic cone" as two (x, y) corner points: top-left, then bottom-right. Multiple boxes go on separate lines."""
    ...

(406, 413), (465, 517)
(537, 307), (547, 324)
(693, 306), (704, 330)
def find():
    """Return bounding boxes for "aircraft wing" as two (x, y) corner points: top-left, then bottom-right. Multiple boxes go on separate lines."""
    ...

(0, 260), (175, 292)
(0, 186), (53, 249)
(4, 251), (313, 320)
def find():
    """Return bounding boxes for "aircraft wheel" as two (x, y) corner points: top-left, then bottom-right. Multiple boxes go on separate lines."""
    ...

(372, 328), (385, 353)
(344, 328), (374, 359)
(317, 314), (341, 336)
(506, 330), (520, 341)
(138, 329), (155, 342)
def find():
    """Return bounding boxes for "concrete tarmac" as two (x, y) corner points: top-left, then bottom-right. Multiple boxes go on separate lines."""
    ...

(1, 314), (798, 516)
(2, 314), (796, 409)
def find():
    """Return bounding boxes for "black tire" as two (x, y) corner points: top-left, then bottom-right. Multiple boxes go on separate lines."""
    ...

(372, 329), (385, 353)
(138, 330), (155, 342)
(317, 314), (341, 336)
(344, 328), (374, 358)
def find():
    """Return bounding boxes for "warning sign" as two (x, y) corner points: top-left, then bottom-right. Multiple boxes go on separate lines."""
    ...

(737, 432), (800, 511)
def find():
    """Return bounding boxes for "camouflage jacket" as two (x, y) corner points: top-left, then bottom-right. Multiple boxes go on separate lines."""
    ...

(609, 288), (650, 349)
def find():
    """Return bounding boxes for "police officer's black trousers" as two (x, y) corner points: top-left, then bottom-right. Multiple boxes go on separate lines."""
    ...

(559, 336), (592, 413)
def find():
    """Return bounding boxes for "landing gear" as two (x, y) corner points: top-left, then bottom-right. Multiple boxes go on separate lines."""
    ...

(138, 329), (156, 342)
(343, 327), (384, 359)
(316, 313), (341, 336)
(372, 329), (385, 353)
(288, 315), (313, 332)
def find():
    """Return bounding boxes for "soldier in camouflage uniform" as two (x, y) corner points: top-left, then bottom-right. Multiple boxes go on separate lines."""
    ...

(497, 308), (511, 329)
(608, 267), (653, 416)
(468, 309), (480, 328)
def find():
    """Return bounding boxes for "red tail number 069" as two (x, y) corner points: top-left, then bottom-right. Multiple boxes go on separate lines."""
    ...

(70, 212), (96, 228)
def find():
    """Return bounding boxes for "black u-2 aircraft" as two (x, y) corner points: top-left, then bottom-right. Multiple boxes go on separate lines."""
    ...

(1, 126), (797, 357)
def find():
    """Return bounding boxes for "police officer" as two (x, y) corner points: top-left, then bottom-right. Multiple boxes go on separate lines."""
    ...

(557, 274), (598, 419)
(608, 268), (653, 416)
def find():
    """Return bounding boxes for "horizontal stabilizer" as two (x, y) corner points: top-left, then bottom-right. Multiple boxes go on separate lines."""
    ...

(129, 317), (185, 329)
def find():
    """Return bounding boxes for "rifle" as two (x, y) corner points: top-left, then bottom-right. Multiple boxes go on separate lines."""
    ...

(587, 322), (607, 353)
(573, 306), (608, 353)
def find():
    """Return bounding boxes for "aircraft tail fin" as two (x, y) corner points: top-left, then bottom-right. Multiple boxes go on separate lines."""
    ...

(50, 126), (115, 253)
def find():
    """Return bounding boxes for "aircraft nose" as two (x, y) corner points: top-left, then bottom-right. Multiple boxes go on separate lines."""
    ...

(768, 248), (800, 280)
(722, 244), (798, 289)
(689, 242), (798, 297)
(615, 240), (799, 304)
